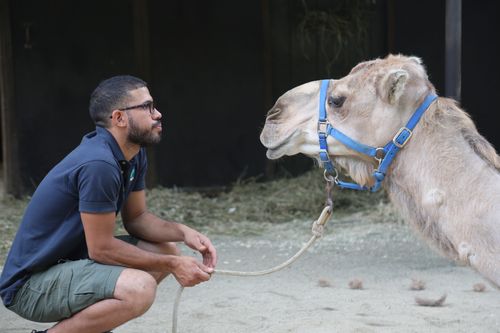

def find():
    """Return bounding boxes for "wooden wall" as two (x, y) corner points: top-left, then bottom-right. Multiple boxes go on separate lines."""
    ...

(5, 0), (497, 195)
(2, 0), (386, 194)
(6, 0), (137, 193)
(461, 0), (500, 149)
(0, 0), (500, 194)
(389, 0), (500, 151)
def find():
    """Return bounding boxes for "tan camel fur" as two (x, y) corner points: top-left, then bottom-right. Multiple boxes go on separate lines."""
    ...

(260, 54), (500, 288)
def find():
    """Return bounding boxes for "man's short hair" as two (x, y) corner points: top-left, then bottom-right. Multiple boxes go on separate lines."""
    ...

(89, 75), (147, 127)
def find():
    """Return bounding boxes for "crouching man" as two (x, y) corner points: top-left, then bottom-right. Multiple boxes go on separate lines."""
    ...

(0, 75), (217, 333)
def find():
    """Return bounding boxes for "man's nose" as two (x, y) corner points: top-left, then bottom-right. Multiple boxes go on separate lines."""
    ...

(153, 108), (162, 119)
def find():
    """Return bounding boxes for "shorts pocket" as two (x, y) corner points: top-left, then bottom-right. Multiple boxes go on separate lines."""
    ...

(67, 260), (117, 314)
(10, 265), (73, 322)
(69, 289), (98, 314)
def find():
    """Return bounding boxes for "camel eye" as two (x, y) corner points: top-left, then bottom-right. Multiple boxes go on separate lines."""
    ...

(328, 96), (346, 108)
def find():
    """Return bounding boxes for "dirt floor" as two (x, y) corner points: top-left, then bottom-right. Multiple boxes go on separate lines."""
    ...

(2, 215), (499, 333)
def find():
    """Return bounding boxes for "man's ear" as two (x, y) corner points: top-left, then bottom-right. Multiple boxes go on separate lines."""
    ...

(110, 110), (127, 127)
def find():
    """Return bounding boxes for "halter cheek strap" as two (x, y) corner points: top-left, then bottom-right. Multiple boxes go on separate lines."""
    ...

(317, 79), (437, 192)
(317, 80), (335, 173)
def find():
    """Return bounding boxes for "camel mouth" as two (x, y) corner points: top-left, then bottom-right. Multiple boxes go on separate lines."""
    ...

(262, 131), (299, 160)
(264, 140), (289, 159)
(266, 147), (284, 160)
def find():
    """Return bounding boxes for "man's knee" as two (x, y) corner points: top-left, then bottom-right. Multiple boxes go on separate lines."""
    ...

(135, 241), (180, 283)
(160, 241), (181, 256)
(114, 269), (157, 317)
(137, 240), (180, 256)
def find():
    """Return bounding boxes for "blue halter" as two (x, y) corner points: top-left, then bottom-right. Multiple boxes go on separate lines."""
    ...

(318, 79), (438, 192)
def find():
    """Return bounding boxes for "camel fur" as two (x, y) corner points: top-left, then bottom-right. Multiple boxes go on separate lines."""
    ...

(260, 54), (500, 288)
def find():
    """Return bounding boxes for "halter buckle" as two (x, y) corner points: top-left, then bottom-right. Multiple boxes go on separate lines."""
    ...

(392, 127), (413, 148)
(317, 120), (328, 135)
(323, 168), (338, 183)
(374, 147), (386, 162)
(319, 148), (330, 162)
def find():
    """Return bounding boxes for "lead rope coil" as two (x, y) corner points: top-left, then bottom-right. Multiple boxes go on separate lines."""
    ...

(171, 205), (332, 333)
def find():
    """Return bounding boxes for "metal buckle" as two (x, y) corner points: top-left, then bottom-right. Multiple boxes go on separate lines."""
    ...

(392, 127), (412, 148)
(374, 147), (385, 162)
(317, 121), (328, 135)
(319, 149), (330, 161)
(323, 168), (338, 183)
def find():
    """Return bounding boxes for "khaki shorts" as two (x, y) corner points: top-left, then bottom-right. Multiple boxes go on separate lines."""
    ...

(8, 236), (138, 323)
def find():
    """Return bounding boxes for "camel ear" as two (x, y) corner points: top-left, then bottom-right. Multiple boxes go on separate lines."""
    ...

(384, 69), (408, 104)
(409, 56), (423, 65)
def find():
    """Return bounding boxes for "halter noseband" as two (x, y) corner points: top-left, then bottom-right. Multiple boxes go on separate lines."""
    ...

(317, 79), (437, 192)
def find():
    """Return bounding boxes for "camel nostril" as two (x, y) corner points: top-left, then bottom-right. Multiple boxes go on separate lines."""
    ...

(266, 107), (281, 119)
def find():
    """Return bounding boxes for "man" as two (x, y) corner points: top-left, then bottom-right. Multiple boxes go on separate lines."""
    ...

(0, 75), (217, 333)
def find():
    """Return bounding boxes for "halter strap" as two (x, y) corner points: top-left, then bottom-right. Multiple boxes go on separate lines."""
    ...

(317, 79), (437, 192)
(317, 80), (335, 173)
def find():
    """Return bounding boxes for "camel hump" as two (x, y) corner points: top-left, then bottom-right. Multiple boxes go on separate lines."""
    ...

(432, 97), (500, 172)
(462, 127), (500, 171)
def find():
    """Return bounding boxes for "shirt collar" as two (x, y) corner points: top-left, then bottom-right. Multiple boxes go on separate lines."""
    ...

(95, 126), (129, 164)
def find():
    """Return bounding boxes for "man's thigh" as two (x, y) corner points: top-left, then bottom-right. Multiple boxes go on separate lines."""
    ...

(8, 259), (124, 323)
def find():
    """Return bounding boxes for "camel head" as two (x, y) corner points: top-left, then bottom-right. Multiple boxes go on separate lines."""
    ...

(260, 54), (436, 187)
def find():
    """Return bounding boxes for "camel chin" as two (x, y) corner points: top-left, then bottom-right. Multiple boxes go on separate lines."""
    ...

(266, 143), (320, 160)
(265, 148), (285, 159)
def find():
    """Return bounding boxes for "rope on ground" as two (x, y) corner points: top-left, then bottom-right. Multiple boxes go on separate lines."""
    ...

(171, 205), (332, 333)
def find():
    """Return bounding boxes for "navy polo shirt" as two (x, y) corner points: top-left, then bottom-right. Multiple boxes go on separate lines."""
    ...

(0, 126), (147, 307)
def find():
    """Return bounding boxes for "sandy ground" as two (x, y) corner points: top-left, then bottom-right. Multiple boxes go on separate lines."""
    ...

(2, 217), (499, 333)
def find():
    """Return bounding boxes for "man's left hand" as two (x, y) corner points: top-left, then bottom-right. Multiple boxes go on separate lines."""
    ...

(183, 229), (217, 269)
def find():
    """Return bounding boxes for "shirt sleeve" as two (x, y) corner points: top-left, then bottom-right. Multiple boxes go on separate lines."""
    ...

(77, 161), (121, 213)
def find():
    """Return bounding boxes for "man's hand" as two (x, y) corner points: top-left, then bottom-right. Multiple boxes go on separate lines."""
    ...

(184, 228), (217, 268)
(168, 227), (217, 287)
(170, 256), (213, 287)
(183, 228), (218, 268)
(122, 191), (217, 269)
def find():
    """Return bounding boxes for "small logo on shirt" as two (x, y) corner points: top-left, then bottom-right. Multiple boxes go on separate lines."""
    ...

(130, 167), (136, 181)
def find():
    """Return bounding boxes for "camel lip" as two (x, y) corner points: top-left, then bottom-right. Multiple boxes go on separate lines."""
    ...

(261, 131), (298, 159)
(266, 147), (285, 159)
(261, 130), (295, 150)
(264, 142), (286, 159)
(263, 137), (288, 150)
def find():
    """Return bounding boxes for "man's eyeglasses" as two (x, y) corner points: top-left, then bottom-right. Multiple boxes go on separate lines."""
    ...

(119, 101), (156, 116)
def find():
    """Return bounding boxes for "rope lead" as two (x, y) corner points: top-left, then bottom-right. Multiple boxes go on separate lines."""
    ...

(171, 205), (332, 333)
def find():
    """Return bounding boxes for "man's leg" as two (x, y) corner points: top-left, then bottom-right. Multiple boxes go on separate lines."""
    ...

(115, 235), (180, 283)
(137, 240), (180, 283)
(47, 240), (180, 333)
(47, 268), (156, 333)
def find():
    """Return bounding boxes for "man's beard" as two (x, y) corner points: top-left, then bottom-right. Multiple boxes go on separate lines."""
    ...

(127, 117), (162, 147)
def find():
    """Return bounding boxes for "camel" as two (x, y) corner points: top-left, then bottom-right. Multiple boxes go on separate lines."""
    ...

(260, 54), (500, 288)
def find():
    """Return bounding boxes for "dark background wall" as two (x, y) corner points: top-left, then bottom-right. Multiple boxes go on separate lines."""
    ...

(10, 0), (137, 189)
(6, 0), (387, 191)
(389, 0), (446, 93)
(389, 0), (500, 152)
(148, 1), (267, 187)
(461, 0), (500, 147)
(2, 0), (499, 194)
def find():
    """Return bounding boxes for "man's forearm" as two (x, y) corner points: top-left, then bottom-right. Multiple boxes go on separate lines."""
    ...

(89, 236), (179, 272)
(123, 211), (187, 243)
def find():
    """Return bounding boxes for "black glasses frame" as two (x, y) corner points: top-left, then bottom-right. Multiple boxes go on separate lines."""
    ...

(119, 101), (155, 116)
